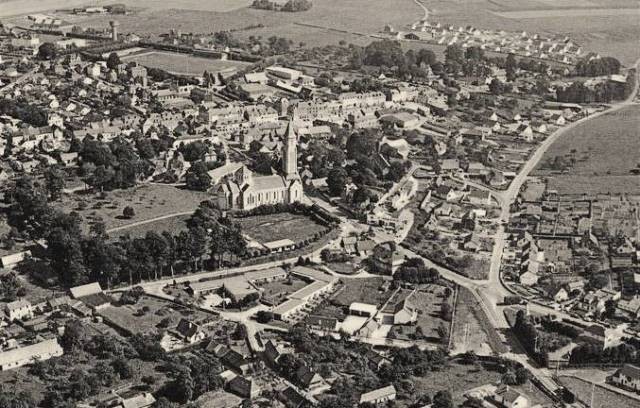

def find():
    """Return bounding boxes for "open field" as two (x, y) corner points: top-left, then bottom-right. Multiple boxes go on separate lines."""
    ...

(0, 0), (254, 17)
(23, 0), (421, 47)
(558, 376), (640, 408)
(54, 184), (209, 233)
(535, 105), (640, 194)
(493, 8), (640, 19)
(237, 212), (326, 244)
(121, 51), (251, 76)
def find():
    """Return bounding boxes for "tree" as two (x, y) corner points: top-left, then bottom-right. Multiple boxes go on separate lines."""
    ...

(106, 52), (121, 70)
(61, 320), (89, 352)
(515, 366), (529, 385)
(327, 167), (348, 197)
(256, 310), (273, 323)
(38, 42), (57, 60)
(122, 206), (135, 219)
(444, 44), (464, 64)
(433, 390), (453, 408)
(44, 166), (65, 201)
(185, 162), (212, 191)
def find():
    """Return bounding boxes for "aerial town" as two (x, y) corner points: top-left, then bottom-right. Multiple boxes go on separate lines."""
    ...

(0, 0), (639, 407)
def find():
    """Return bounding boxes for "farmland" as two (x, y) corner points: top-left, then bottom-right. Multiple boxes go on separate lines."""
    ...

(236, 212), (326, 244)
(535, 105), (640, 194)
(121, 51), (251, 76)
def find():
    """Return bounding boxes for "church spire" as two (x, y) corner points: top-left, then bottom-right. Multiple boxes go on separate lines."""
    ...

(282, 115), (298, 180)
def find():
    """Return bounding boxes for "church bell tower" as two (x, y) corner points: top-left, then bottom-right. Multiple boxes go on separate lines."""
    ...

(282, 116), (299, 181)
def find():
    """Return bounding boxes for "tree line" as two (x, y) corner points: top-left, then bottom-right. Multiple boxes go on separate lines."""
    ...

(5, 174), (246, 288)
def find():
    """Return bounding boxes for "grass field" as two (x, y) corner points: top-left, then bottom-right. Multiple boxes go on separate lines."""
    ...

(332, 277), (392, 308)
(237, 212), (326, 244)
(535, 105), (640, 194)
(558, 376), (640, 408)
(255, 275), (308, 302)
(121, 51), (251, 76)
(98, 295), (214, 335)
(411, 362), (553, 406)
(109, 213), (191, 239)
(55, 184), (209, 234)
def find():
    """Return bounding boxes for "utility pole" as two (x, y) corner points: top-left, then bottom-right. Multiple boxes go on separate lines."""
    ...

(590, 382), (595, 408)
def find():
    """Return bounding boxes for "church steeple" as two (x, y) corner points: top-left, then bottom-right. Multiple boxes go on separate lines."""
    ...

(282, 113), (299, 181)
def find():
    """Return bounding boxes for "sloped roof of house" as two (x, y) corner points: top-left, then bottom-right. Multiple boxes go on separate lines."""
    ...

(618, 364), (640, 380)
(121, 393), (156, 408)
(70, 282), (102, 299)
(0, 338), (62, 367)
(359, 385), (396, 403)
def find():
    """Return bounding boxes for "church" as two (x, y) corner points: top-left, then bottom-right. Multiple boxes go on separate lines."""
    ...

(215, 120), (303, 210)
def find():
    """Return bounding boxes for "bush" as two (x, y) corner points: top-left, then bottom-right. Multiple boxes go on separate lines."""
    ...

(122, 206), (135, 219)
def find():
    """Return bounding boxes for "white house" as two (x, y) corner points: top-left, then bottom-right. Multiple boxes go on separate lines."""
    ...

(609, 364), (640, 392)
(359, 385), (397, 405)
(5, 300), (33, 321)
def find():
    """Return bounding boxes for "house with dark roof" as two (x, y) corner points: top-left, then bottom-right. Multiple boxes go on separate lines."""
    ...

(227, 375), (260, 399)
(175, 318), (206, 344)
(296, 365), (326, 392)
(221, 348), (252, 374)
(278, 386), (306, 408)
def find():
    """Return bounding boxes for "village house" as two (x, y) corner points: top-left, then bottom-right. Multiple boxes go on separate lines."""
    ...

(4, 299), (33, 321)
(359, 385), (397, 406)
(608, 364), (640, 392)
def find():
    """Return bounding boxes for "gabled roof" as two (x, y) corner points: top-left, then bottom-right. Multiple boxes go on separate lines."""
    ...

(70, 282), (102, 298)
(617, 364), (640, 380)
(360, 385), (396, 403)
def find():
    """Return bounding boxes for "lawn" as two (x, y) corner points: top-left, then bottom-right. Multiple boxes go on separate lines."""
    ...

(331, 277), (393, 308)
(535, 105), (640, 194)
(236, 212), (326, 244)
(121, 51), (251, 76)
(54, 184), (209, 234)
(558, 376), (640, 408)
